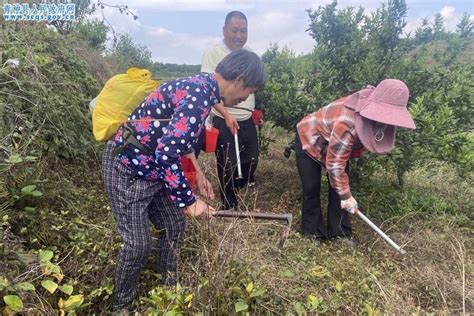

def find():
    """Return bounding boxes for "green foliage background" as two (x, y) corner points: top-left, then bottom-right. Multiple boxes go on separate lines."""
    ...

(261, 0), (473, 185)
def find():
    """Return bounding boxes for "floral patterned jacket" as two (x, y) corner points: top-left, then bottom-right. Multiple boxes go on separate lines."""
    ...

(114, 73), (220, 208)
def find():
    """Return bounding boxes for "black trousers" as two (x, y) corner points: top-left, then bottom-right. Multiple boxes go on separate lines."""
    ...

(193, 126), (205, 158)
(214, 117), (259, 209)
(294, 136), (352, 239)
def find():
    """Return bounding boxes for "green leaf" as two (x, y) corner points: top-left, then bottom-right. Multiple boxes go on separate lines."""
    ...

(59, 284), (74, 295)
(229, 286), (242, 295)
(30, 190), (43, 197)
(21, 185), (37, 194)
(294, 301), (304, 316)
(184, 293), (193, 303)
(4, 295), (23, 311)
(307, 294), (320, 310)
(39, 250), (54, 263)
(24, 207), (36, 212)
(235, 300), (248, 313)
(335, 281), (343, 292)
(309, 266), (329, 278)
(5, 154), (22, 164)
(14, 282), (35, 291)
(282, 270), (295, 278)
(21, 185), (42, 197)
(363, 302), (376, 316)
(44, 262), (62, 278)
(41, 279), (58, 294)
(250, 288), (265, 298)
(64, 294), (84, 311)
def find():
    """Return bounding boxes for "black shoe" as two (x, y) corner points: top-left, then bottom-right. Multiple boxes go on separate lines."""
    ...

(301, 233), (326, 245)
(112, 308), (131, 315)
(334, 237), (357, 248)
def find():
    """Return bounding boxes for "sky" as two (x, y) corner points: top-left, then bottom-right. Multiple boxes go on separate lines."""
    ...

(92, 0), (474, 65)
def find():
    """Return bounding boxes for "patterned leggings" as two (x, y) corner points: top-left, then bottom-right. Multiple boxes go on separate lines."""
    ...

(101, 141), (185, 310)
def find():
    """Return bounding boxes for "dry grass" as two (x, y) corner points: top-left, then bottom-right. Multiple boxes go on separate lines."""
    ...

(164, 126), (474, 314)
(9, 126), (469, 314)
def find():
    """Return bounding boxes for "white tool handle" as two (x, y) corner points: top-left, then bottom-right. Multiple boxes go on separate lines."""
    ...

(348, 206), (406, 255)
(234, 133), (243, 179)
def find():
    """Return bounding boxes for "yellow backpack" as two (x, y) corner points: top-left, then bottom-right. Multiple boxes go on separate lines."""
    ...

(92, 67), (160, 141)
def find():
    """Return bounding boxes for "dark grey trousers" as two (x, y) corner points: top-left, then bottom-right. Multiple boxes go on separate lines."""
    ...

(101, 141), (185, 309)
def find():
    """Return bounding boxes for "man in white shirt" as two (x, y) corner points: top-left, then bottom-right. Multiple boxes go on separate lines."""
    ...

(200, 11), (260, 210)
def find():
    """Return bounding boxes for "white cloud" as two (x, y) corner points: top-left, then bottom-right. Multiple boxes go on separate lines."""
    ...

(404, 19), (422, 35)
(253, 11), (295, 33)
(440, 5), (456, 20)
(144, 26), (220, 64)
(439, 5), (469, 31)
(249, 10), (314, 56)
(148, 27), (173, 37)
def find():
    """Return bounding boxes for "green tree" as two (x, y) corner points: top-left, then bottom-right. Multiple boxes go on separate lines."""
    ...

(50, 0), (93, 33)
(432, 13), (446, 40)
(259, 0), (472, 185)
(307, 1), (367, 95)
(456, 13), (473, 38)
(260, 44), (313, 130)
(75, 19), (109, 51)
(414, 18), (434, 44)
(110, 34), (155, 72)
(358, 0), (408, 83)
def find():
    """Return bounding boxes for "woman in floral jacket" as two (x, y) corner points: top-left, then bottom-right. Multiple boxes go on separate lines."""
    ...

(102, 49), (266, 311)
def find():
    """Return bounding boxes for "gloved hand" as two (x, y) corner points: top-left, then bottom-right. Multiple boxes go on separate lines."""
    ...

(341, 196), (358, 213)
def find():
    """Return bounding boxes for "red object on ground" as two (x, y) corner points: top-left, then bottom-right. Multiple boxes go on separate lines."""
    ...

(180, 156), (196, 188)
(252, 109), (264, 126)
(204, 126), (219, 153)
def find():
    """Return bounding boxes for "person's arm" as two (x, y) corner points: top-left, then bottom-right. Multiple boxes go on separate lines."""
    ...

(213, 102), (239, 135)
(154, 84), (216, 208)
(325, 123), (359, 211)
(201, 46), (239, 134)
(183, 152), (215, 200)
(325, 121), (357, 200)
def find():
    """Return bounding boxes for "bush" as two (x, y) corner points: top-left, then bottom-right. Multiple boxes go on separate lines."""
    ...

(1, 23), (100, 159)
(262, 0), (473, 188)
(260, 45), (314, 130)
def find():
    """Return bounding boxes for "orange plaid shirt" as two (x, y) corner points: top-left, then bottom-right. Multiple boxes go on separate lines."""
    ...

(297, 96), (362, 200)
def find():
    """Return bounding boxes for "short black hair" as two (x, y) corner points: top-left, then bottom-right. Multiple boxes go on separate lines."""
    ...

(216, 49), (266, 90)
(225, 11), (247, 26)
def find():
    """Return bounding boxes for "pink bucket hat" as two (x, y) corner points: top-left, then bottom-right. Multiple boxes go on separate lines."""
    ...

(345, 79), (416, 154)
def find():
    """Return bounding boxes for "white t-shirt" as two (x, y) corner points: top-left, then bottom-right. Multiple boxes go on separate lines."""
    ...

(201, 41), (255, 121)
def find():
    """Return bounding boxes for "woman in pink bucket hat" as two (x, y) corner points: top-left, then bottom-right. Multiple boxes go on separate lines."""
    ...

(294, 79), (415, 244)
